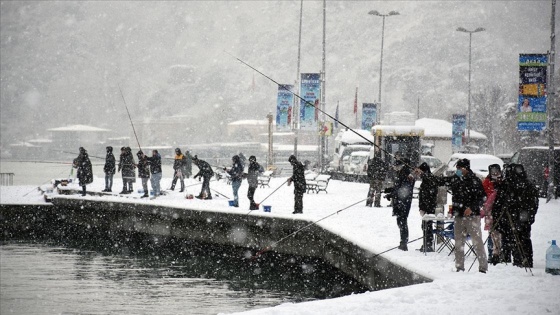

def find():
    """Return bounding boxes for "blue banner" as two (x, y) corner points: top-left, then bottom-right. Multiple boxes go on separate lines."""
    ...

(300, 73), (321, 130)
(518, 54), (547, 131)
(452, 114), (466, 151)
(361, 103), (377, 131)
(276, 84), (294, 131)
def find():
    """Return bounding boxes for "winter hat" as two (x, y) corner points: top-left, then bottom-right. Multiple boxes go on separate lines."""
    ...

(192, 155), (198, 161)
(249, 155), (256, 162)
(455, 158), (470, 169)
(288, 155), (297, 163)
(137, 150), (143, 157)
(79, 147), (85, 153)
(106, 146), (113, 152)
(488, 164), (501, 173)
(418, 162), (431, 173)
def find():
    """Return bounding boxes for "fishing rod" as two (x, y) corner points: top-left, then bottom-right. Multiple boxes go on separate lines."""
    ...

(248, 197), (367, 260)
(47, 148), (105, 160)
(225, 51), (397, 161)
(4, 159), (104, 167)
(117, 83), (143, 153)
(245, 179), (289, 215)
(370, 236), (423, 259)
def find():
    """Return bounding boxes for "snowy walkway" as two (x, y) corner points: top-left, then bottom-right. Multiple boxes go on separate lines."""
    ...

(1, 175), (559, 315)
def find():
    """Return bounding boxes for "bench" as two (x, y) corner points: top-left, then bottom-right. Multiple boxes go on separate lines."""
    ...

(304, 172), (319, 193)
(257, 170), (273, 188)
(314, 174), (331, 193)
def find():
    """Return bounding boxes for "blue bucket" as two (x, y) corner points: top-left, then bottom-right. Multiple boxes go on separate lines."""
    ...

(228, 200), (235, 207)
(263, 205), (272, 212)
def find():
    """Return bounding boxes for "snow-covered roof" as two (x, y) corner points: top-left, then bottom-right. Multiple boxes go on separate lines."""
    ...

(47, 125), (111, 132)
(372, 125), (425, 137)
(336, 129), (374, 144)
(8, 142), (40, 147)
(27, 139), (53, 143)
(415, 118), (487, 140)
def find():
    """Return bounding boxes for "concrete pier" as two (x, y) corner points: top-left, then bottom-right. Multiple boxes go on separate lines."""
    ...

(1, 197), (431, 291)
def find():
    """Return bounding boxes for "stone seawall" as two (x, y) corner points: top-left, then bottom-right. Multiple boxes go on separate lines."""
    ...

(1, 198), (431, 291)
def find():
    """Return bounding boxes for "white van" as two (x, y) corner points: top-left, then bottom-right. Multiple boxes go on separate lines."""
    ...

(347, 151), (370, 175)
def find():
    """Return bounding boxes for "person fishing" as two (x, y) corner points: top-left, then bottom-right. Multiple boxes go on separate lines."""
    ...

(224, 155), (244, 207)
(73, 147), (93, 196)
(287, 155), (306, 214)
(170, 148), (187, 192)
(246, 155), (263, 210)
(193, 155), (214, 199)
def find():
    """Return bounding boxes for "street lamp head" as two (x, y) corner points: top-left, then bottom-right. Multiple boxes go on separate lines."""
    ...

(456, 26), (486, 33)
(368, 10), (381, 16)
(388, 11), (400, 16)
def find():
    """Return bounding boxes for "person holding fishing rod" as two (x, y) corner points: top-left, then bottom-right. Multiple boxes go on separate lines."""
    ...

(170, 148), (187, 192)
(147, 150), (162, 198)
(73, 147), (93, 196)
(118, 147), (136, 194)
(246, 156), (264, 210)
(287, 155), (306, 214)
(384, 158), (415, 251)
(193, 155), (214, 199)
(224, 155), (244, 207)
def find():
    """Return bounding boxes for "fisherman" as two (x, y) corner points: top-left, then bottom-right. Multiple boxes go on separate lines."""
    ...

(102, 146), (116, 192)
(73, 147), (93, 196)
(193, 155), (214, 199)
(287, 155), (306, 214)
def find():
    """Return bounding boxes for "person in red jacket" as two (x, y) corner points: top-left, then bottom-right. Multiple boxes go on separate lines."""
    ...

(482, 164), (503, 265)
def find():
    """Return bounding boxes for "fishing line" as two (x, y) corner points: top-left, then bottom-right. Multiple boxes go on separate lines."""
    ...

(117, 83), (143, 152)
(248, 197), (367, 260)
(245, 179), (288, 215)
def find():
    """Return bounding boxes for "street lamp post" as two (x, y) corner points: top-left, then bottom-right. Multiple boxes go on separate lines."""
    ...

(456, 26), (485, 145)
(368, 10), (399, 125)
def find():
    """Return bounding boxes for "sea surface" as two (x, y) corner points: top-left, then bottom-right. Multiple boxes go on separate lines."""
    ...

(0, 160), (367, 314)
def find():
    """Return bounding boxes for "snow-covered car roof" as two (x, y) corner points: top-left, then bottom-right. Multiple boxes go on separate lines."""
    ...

(445, 153), (503, 178)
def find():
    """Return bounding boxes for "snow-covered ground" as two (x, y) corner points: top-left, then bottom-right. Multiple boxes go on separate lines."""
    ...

(1, 175), (559, 315)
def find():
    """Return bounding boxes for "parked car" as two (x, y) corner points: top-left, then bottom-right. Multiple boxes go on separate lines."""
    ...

(420, 155), (444, 174)
(496, 153), (514, 164)
(347, 151), (370, 175)
(444, 153), (504, 180)
(511, 146), (560, 197)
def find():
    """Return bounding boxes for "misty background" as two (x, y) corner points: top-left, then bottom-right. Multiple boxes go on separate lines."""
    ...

(0, 1), (557, 149)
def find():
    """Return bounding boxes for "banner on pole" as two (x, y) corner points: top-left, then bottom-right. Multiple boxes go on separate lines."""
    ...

(361, 103), (377, 131)
(452, 114), (466, 151)
(517, 54), (547, 131)
(300, 73), (321, 130)
(276, 84), (294, 131)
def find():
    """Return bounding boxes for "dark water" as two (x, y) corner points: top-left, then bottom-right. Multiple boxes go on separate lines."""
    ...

(0, 229), (367, 315)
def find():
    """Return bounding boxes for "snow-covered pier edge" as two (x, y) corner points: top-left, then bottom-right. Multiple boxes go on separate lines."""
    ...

(1, 197), (431, 291)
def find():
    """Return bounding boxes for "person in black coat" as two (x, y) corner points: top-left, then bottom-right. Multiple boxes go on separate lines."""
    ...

(74, 147), (93, 196)
(498, 164), (539, 268)
(118, 147), (136, 194)
(415, 162), (442, 252)
(287, 155), (306, 214)
(246, 155), (263, 210)
(366, 148), (388, 207)
(385, 158), (415, 251)
(103, 146), (116, 192)
(136, 151), (150, 198)
(440, 158), (487, 273)
(193, 155), (214, 199)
